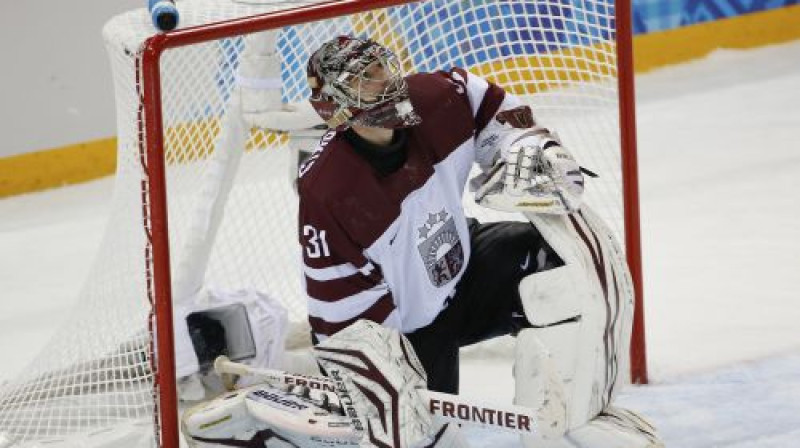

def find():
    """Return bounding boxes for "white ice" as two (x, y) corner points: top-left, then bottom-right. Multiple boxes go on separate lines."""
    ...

(1, 40), (799, 446)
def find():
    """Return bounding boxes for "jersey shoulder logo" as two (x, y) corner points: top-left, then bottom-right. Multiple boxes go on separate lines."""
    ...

(416, 209), (464, 287)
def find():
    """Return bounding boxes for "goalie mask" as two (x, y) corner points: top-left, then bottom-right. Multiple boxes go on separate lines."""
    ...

(307, 36), (421, 129)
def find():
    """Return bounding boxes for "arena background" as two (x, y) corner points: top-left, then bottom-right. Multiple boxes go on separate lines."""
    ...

(1, 0), (798, 197)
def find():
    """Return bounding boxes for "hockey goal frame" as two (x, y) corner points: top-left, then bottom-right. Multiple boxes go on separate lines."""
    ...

(136, 1), (647, 446)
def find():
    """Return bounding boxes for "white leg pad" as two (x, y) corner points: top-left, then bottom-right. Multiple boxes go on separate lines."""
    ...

(514, 329), (568, 442)
(516, 262), (612, 434)
(528, 406), (664, 448)
(516, 207), (636, 434)
(314, 320), (434, 448)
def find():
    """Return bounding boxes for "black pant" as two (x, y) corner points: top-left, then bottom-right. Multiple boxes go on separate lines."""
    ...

(404, 219), (563, 394)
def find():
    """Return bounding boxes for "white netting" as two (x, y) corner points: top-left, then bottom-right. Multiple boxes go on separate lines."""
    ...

(0, 0), (625, 446)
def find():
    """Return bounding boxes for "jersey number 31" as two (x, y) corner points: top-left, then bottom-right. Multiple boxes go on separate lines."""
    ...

(303, 225), (330, 258)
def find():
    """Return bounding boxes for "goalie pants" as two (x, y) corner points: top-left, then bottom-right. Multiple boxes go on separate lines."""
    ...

(405, 219), (563, 394)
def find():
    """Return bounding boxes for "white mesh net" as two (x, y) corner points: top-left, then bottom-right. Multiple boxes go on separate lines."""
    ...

(0, 0), (626, 446)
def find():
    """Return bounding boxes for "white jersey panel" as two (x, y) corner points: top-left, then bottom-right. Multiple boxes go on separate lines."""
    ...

(365, 140), (477, 332)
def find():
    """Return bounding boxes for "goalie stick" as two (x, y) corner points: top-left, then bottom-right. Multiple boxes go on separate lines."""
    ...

(214, 356), (552, 438)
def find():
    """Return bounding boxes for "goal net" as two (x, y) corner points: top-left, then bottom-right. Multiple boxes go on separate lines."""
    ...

(0, 0), (639, 446)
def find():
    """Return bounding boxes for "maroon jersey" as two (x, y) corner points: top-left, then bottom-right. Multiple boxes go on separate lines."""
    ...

(297, 68), (516, 340)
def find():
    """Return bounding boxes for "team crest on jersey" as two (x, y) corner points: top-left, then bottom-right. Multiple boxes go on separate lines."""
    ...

(416, 209), (464, 287)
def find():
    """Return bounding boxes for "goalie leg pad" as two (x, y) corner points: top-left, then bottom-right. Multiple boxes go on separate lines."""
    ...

(531, 406), (664, 448)
(516, 208), (636, 432)
(514, 329), (568, 443)
(314, 320), (435, 448)
(516, 264), (603, 434)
